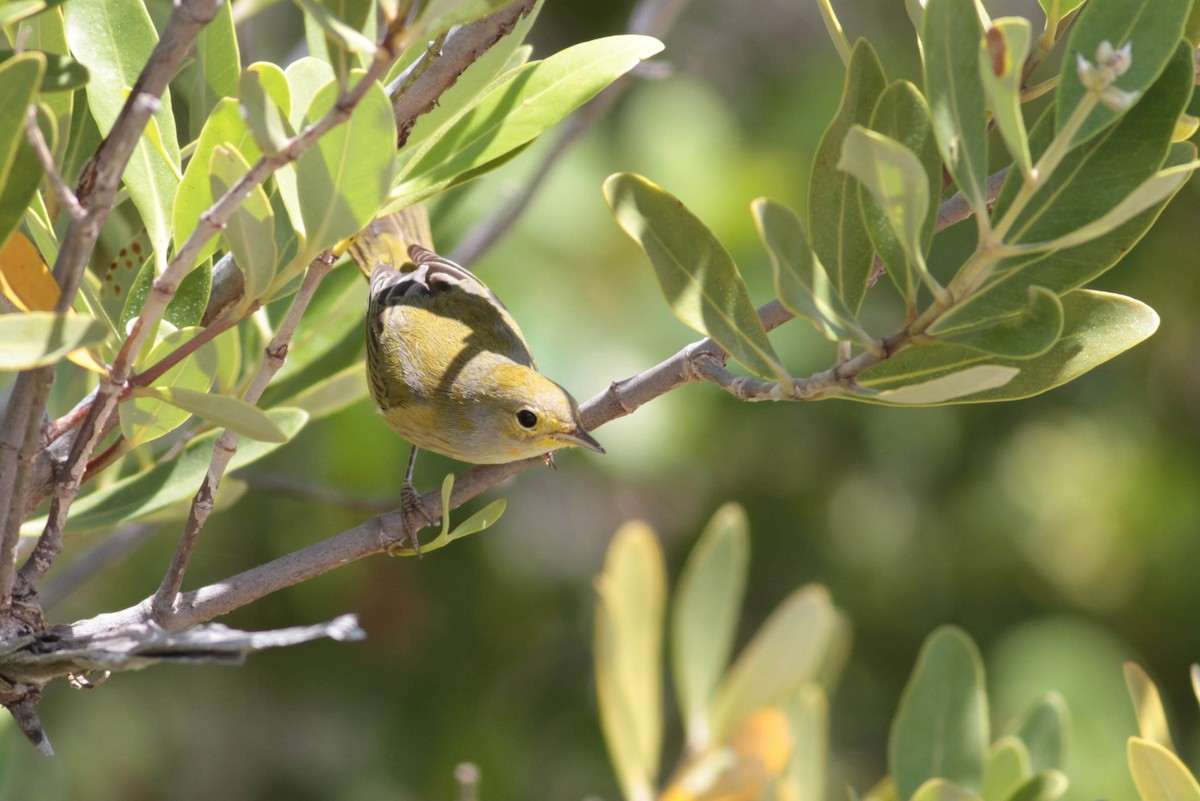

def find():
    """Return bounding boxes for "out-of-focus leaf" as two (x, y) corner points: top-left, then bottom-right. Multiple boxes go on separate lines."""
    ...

(0, 108), (53, 257)
(176, 0), (238, 142)
(20, 409), (308, 534)
(660, 709), (793, 801)
(0, 0), (69, 26)
(240, 62), (294, 156)
(1129, 739), (1200, 801)
(1057, 0), (1191, 147)
(293, 0), (375, 54)
(120, 326), (217, 447)
(1125, 663), (1176, 752)
(911, 779), (984, 801)
(0, 232), (59, 311)
(672, 502), (750, 753)
(872, 365), (1019, 405)
(18, 7), (73, 165)
(174, 98), (263, 269)
(135, 386), (287, 442)
(594, 521), (664, 801)
(411, 0), (508, 39)
(65, 0), (181, 266)
(0, 48), (86, 91)
(283, 361), (367, 419)
(0, 52), (46, 242)
(982, 738), (1031, 801)
(284, 57), (335, 131)
(943, 48), (1193, 327)
(1012, 694), (1068, 773)
(1006, 771), (1068, 801)
(890, 627), (988, 801)
(839, 125), (930, 301)
(923, 0), (988, 216)
(0, 311), (109, 369)
(604, 173), (789, 383)
(1192, 666), (1200, 710)
(782, 684), (828, 801)
(391, 35), (664, 209)
(980, 18), (1033, 176)
(864, 81), (940, 309)
(933, 287), (1063, 359)
(807, 39), (886, 312)
(751, 197), (872, 346)
(268, 249), (362, 383)
(859, 290), (1158, 405)
(710, 586), (838, 743)
(289, 72), (395, 287)
(1036, 0), (1086, 20)
(210, 145), (277, 302)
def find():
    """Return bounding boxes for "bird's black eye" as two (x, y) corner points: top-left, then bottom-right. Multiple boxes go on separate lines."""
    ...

(516, 409), (538, 429)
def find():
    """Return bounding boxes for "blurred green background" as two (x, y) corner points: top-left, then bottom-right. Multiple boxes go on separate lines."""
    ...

(10, 0), (1200, 798)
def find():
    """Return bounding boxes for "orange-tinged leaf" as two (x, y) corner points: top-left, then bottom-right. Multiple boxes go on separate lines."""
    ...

(660, 710), (793, 801)
(0, 231), (60, 311)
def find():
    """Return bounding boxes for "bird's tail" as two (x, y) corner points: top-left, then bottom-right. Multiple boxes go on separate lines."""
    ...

(346, 204), (434, 278)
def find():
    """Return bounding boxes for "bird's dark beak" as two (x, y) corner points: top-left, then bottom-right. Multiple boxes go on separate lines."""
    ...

(560, 426), (605, 454)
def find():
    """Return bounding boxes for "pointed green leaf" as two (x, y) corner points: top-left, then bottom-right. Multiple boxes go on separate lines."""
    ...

(1006, 771), (1068, 801)
(0, 48), (86, 92)
(391, 35), (664, 210)
(176, 0), (238, 141)
(1125, 663), (1176, 752)
(210, 145), (277, 302)
(839, 125), (930, 298)
(0, 311), (109, 369)
(671, 502), (750, 752)
(980, 18), (1033, 176)
(859, 290), (1159, 404)
(710, 586), (838, 743)
(1129, 739), (1200, 801)
(604, 173), (789, 383)
(808, 39), (886, 311)
(446, 498), (506, 543)
(138, 386), (287, 442)
(933, 286), (1063, 359)
(865, 81), (941, 308)
(943, 47), (1194, 328)
(1011, 694), (1068, 773)
(594, 521), (665, 801)
(120, 326), (218, 447)
(240, 62), (294, 156)
(923, 0), (989, 217)
(21, 409), (308, 533)
(65, 0), (181, 266)
(291, 72), (395, 284)
(891, 627), (988, 801)
(752, 198), (870, 345)
(982, 738), (1032, 801)
(1057, 0), (1192, 147)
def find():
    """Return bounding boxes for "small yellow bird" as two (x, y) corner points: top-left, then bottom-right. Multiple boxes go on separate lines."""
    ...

(348, 206), (603, 530)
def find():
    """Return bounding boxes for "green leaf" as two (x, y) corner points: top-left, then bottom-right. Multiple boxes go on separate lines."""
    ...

(119, 253), (212, 330)
(890, 626), (988, 801)
(594, 521), (664, 801)
(604, 173), (789, 383)
(808, 38), (886, 312)
(839, 125), (931, 301)
(1129, 739), (1200, 801)
(1011, 694), (1068, 773)
(911, 779), (984, 801)
(923, 0), (989, 216)
(0, 48), (86, 92)
(0, 311), (109, 369)
(980, 18), (1033, 176)
(0, 104), (53, 252)
(865, 81), (941, 309)
(751, 197), (872, 346)
(1125, 663), (1176, 751)
(0, 0), (68, 26)
(1057, 0), (1192, 147)
(137, 386), (288, 442)
(710, 586), (838, 743)
(391, 35), (664, 209)
(873, 365), (1019, 405)
(240, 62), (294, 156)
(174, 99), (264, 270)
(21, 409), (308, 533)
(445, 498), (505, 544)
(412, 0), (509, 39)
(783, 684), (829, 801)
(120, 326), (218, 447)
(283, 361), (368, 419)
(17, 7), (74, 163)
(943, 47), (1194, 328)
(859, 290), (1159, 404)
(982, 738), (1032, 801)
(175, 0), (238, 142)
(65, 0), (181, 267)
(933, 286), (1063, 359)
(293, 0), (375, 55)
(290, 72), (395, 283)
(284, 57), (335, 131)
(0, 52), (46, 235)
(268, 263), (362, 383)
(1037, 0), (1087, 20)
(671, 502), (750, 752)
(210, 145), (277, 302)
(1006, 772), (1069, 801)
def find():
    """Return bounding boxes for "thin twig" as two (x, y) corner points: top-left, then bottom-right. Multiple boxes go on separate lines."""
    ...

(152, 253), (336, 621)
(130, 301), (261, 388)
(24, 107), (84, 221)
